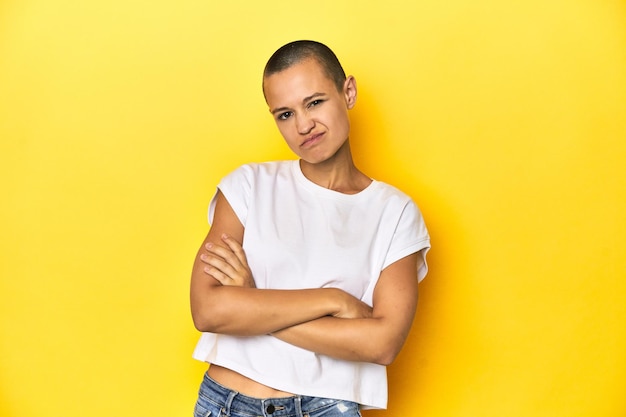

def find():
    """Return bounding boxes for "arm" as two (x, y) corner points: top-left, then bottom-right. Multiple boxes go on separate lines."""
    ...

(200, 229), (420, 365)
(272, 253), (420, 366)
(190, 191), (371, 336)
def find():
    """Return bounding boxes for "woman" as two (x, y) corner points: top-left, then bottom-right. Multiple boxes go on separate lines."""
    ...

(190, 40), (430, 416)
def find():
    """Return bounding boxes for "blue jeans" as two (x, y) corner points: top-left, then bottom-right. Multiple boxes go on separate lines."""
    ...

(194, 373), (362, 417)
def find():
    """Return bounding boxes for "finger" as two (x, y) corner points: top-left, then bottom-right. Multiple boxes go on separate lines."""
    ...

(203, 265), (232, 286)
(200, 253), (238, 279)
(221, 234), (249, 267)
(202, 239), (252, 287)
(205, 242), (243, 269)
(199, 245), (224, 265)
(206, 247), (249, 283)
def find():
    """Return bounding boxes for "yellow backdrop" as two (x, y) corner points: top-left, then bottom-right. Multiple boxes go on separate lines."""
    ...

(1, 1), (625, 416)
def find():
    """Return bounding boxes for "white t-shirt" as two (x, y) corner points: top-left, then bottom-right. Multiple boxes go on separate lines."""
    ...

(193, 160), (430, 409)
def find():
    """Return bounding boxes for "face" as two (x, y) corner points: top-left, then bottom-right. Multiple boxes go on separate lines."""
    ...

(263, 58), (357, 165)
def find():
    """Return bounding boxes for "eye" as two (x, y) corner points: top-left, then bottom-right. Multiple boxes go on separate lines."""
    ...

(277, 111), (293, 121)
(308, 99), (324, 108)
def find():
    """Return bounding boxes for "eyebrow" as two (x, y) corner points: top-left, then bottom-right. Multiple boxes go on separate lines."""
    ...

(270, 92), (326, 115)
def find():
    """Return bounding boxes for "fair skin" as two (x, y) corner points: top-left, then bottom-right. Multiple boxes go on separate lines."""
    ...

(190, 57), (419, 397)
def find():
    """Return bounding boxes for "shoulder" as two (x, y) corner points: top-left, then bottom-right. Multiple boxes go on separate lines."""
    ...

(226, 160), (294, 180)
(367, 181), (427, 228)
(369, 180), (414, 207)
(218, 160), (293, 187)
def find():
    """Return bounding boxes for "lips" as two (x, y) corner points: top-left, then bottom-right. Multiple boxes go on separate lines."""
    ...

(301, 132), (324, 148)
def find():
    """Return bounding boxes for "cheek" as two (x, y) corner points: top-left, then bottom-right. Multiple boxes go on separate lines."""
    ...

(330, 110), (351, 136)
(276, 124), (291, 139)
(275, 123), (299, 147)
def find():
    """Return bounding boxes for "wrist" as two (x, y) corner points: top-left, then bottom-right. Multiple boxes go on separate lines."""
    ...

(325, 287), (346, 316)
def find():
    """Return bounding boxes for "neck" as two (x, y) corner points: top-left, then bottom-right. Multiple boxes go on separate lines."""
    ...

(299, 141), (371, 194)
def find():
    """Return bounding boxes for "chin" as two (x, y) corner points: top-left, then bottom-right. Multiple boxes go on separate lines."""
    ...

(300, 153), (333, 165)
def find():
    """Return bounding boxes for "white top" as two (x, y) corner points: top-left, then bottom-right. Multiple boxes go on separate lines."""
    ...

(193, 160), (430, 409)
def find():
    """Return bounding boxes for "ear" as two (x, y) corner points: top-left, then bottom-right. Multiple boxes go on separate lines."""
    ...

(343, 75), (357, 109)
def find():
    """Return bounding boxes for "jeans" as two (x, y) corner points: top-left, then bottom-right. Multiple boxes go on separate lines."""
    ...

(194, 373), (362, 417)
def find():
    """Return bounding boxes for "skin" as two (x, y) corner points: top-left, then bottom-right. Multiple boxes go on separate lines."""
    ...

(190, 57), (419, 398)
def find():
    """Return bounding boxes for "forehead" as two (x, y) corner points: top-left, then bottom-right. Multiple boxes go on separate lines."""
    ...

(263, 58), (337, 105)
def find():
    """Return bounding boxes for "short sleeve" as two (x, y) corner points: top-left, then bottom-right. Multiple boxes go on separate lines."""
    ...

(382, 199), (431, 282)
(208, 164), (254, 227)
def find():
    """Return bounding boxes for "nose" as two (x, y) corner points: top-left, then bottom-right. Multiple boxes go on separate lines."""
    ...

(296, 113), (314, 135)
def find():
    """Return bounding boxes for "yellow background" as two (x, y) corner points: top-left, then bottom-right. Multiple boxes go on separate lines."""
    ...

(1, 0), (625, 416)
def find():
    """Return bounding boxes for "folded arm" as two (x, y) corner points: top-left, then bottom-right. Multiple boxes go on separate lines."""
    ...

(190, 191), (372, 336)
(272, 253), (419, 365)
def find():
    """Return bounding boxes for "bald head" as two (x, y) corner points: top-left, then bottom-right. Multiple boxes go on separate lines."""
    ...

(263, 40), (347, 97)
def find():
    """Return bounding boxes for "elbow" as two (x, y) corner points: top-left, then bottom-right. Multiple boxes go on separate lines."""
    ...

(191, 288), (230, 333)
(373, 347), (400, 366)
(192, 310), (214, 333)
(191, 305), (224, 333)
(191, 301), (241, 334)
(370, 337), (405, 366)
(376, 356), (395, 367)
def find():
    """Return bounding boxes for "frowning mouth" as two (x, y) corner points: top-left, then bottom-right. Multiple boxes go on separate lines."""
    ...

(301, 132), (324, 148)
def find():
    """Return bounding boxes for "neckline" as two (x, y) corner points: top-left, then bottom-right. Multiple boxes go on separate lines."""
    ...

(290, 160), (378, 200)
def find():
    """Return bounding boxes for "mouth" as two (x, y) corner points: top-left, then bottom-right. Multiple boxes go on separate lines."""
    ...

(301, 132), (324, 148)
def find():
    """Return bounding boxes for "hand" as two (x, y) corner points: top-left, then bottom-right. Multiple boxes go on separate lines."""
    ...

(333, 290), (373, 320)
(200, 234), (256, 288)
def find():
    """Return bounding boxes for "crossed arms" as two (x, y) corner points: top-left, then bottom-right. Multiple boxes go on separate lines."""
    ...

(190, 191), (419, 366)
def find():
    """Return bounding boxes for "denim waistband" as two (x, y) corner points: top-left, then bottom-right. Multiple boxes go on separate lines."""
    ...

(198, 372), (350, 417)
